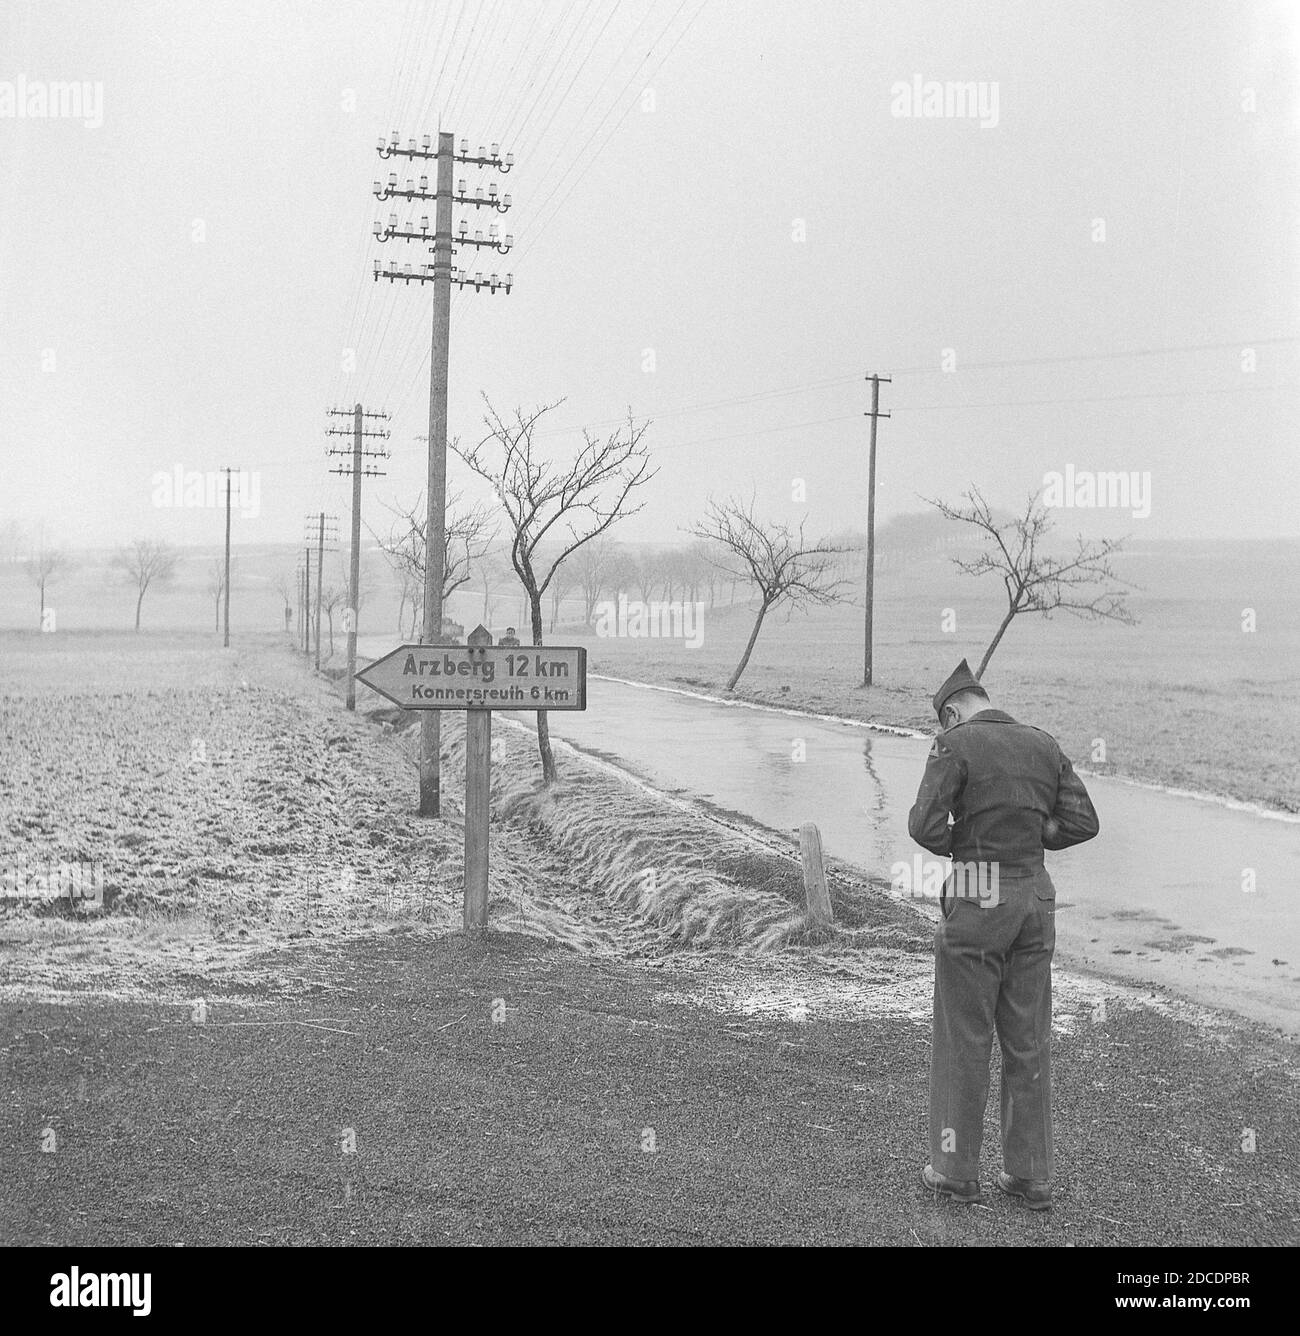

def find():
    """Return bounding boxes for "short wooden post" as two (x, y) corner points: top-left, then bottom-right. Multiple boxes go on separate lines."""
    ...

(799, 822), (834, 925)
(464, 625), (493, 931)
(464, 709), (491, 930)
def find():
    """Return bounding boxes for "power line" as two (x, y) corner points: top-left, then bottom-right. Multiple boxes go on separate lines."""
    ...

(364, 1), (686, 418)
(499, 0), (601, 149)
(450, 0), (516, 131)
(513, 0), (615, 160)
(422, 0), (470, 130)
(434, 3), (683, 386)
(330, 2), (426, 411)
(499, 0), (603, 153)
(646, 381), (1296, 454)
(519, 0), (705, 263)
(891, 382), (1298, 413)
(878, 335), (1300, 379)
(440, 0), (492, 129)
(527, 335), (1300, 439)
(480, 3), (548, 131)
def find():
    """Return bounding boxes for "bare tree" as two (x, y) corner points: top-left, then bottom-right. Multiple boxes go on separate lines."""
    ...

(872, 511), (960, 575)
(657, 547), (677, 602)
(273, 571), (295, 633)
(690, 496), (852, 691)
(206, 560), (227, 632)
(572, 537), (618, 626)
(111, 539), (179, 632)
(925, 487), (1136, 678)
(605, 545), (637, 609)
(685, 541), (718, 606)
(325, 549), (370, 639)
(456, 397), (655, 784)
(319, 583), (345, 658)
(373, 490), (495, 638)
(660, 545), (703, 603)
(547, 562), (577, 632)
(392, 563), (420, 638)
(823, 528), (865, 591)
(24, 537), (69, 626)
(476, 548), (512, 628)
(678, 542), (712, 604)
(631, 550), (660, 603)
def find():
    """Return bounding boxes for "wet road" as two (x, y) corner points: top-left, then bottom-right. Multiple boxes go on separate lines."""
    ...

(356, 640), (1300, 1034)
(545, 678), (1300, 1035)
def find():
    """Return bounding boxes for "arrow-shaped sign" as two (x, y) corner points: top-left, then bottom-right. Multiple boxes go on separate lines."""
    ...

(355, 641), (587, 711)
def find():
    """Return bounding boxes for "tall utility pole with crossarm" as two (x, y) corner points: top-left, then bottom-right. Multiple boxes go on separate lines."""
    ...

(303, 512), (338, 673)
(302, 546), (311, 656)
(326, 404), (390, 711)
(373, 130), (515, 817)
(861, 373), (890, 687)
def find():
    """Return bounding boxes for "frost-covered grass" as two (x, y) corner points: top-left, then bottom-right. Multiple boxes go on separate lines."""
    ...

(483, 725), (927, 957)
(9, 629), (913, 998)
(499, 771), (812, 951)
(0, 633), (475, 996)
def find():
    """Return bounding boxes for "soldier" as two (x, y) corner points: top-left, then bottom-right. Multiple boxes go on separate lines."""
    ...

(909, 659), (1098, 1210)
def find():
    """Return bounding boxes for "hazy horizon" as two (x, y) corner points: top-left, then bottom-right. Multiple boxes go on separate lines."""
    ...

(3, 0), (1297, 567)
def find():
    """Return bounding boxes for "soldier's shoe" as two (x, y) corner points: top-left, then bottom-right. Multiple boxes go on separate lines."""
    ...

(921, 1164), (981, 1203)
(996, 1171), (1052, 1210)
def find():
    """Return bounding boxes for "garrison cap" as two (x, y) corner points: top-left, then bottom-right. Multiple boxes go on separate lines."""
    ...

(932, 658), (984, 717)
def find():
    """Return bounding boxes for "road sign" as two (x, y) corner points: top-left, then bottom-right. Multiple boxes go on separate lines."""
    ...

(354, 626), (588, 933)
(355, 640), (587, 711)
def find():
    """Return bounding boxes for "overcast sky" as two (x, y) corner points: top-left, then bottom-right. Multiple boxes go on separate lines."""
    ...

(2, 0), (1297, 555)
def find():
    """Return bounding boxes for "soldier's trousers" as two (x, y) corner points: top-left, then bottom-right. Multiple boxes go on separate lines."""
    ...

(930, 867), (1055, 1183)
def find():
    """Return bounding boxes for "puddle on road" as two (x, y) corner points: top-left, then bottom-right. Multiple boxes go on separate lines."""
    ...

(1143, 934), (1217, 952)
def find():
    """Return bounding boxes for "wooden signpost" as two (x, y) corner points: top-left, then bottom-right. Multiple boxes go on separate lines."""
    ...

(355, 625), (587, 930)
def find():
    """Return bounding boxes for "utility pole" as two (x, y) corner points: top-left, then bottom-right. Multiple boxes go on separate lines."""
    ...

(326, 403), (390, 710)
(374, 130), (515, 816)
(316, 514), (325, 672)
(299, 556), (308, 650)
(303, 513), (338, 672)
(862, 374), (890, 687)
(302, 546), (312, 656)
(221, 467), (236, 648)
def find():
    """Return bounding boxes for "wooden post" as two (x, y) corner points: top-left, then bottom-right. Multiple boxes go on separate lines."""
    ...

(463, 625), (493, 931)
(303, 545), (311, 656)
(345, 403), (363, 711)
(222, 467), (232, 648)
(419, 131), (456, 818)
(314, 512), (325, 673)
(861, 373), (890, 687)
(799, 822), (834, 925)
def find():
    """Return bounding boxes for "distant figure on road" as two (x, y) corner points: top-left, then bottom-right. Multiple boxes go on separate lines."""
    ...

(498, 627), (521, 647)
(909, 658), (1098, 1211)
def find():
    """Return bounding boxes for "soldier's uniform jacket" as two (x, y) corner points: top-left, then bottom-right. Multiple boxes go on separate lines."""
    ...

(908, 709), (1099, 875)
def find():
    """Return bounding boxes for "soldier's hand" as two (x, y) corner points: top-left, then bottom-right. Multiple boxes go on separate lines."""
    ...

(1042, 816), (1060, 844)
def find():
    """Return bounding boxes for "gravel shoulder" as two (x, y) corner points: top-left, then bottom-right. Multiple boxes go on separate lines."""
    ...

(4, 930), (1298, 1247)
